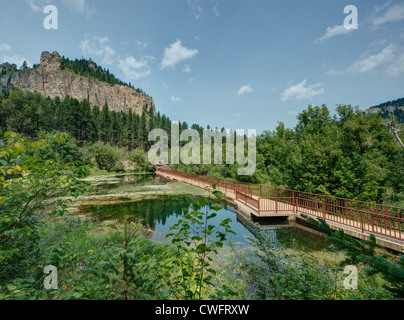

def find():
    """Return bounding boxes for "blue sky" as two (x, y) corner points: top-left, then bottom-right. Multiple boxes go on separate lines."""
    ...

(1, 0), (404, 133)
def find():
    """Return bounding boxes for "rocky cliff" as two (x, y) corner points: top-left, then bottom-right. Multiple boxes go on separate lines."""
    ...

(364, 97), (404, 123)
(0, 51), (156, 116)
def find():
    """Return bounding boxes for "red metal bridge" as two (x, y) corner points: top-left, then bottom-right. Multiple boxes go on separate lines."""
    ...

(156, 168), (404, 252)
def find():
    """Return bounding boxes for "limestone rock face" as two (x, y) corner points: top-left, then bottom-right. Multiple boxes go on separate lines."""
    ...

(0, 51), (156, 116)
(0, 62), (16, 73)
(365, 106), (404, 115)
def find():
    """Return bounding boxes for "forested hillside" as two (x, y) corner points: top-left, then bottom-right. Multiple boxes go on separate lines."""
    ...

(366, 97), (404, 123)
(1, 51), (155, 116)
(0, 88), (198, 150)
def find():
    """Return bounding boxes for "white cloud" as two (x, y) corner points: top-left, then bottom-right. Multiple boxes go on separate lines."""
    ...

(161, 40), (199, 70)
(188, 0), (204, 19)
(183, 64), (192, 73)
(213, 2), (221, 17)
(26, 0), (87, 13)
(170, 96), (182, 103)
(1, 55), (32, 68)
(80, 36), (115, 66)
(385, 52), (404, 77)
(237, 84), (254, 96)
(118, 56), (153, 80)
(61, 0), (85, 12)
(349, 45), (395, 73)
(281, 80), (324, 102)
(373, 3), (404, 26)
(0, 43), (11, 52)
(326, 44), (396, 75)
(0, 43), (31, 67)
(135, 40), (147, 49)
(315, 25), (353, 43)
(26, 0), (43, 12)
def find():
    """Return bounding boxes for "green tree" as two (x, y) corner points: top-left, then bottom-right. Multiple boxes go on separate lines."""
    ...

(128, 148), (152, 172)
(0, 131), (91, 286)
(86, 141), (124, 172)
(163, 187), (236, 300)
(34, 131), (82, 164)
(3, 88), (32, 135)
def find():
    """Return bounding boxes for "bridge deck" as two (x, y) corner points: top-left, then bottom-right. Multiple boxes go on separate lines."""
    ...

(157, 170), (404, 252)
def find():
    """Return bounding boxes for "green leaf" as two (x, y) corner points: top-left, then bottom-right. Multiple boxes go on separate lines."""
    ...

(198, 198), (207, 206)
(211, 204), (222, 212)
(207, 268), (217, 275)
(196, 243), (208, 254)
(207, 213), (218, 220)
(6, 284), (17, 292)
(212, 191), (223, 200)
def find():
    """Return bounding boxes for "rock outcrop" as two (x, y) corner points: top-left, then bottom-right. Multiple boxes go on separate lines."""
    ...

(365, 106), (404, 115)
(0, 62), (16, 73)
(0, 51), (156, 116)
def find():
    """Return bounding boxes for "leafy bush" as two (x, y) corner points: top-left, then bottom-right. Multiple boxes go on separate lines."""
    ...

(162, 186), (236, 300)
(85, 141), (124, 172)
(0, 131), (91, 298)
(128, 148), (154, 172)
(34, 130), (82, 164)
(303, 215), (404, 299)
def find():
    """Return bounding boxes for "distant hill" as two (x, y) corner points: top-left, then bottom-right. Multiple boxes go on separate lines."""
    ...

(365, 98), (404, 123)
(0, 51), (156, 117)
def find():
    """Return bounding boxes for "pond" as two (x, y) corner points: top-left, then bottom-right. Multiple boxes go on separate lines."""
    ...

(77, 173), (333, 253)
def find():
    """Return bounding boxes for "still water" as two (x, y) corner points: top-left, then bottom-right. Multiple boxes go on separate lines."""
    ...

(80, 174), (331, 252)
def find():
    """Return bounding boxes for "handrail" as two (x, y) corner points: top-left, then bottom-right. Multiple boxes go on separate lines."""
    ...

(156, 168), (404, 240)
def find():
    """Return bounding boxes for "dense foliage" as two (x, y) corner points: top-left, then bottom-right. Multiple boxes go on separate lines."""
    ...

(175, 105), (404, 204)
(0, 88), (203, 151)
(0, 129), (402, 300)
(302, 215), (404, 298)
(0, 131), (91, 296)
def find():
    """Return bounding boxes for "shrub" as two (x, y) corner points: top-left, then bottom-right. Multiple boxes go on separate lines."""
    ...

(86, 141), (124, 172)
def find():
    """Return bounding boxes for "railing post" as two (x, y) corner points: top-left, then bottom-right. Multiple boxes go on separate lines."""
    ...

(292, 190), (296, 213)
(315, 194), (318, 213)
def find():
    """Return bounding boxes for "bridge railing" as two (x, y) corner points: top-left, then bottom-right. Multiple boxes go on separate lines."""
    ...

(236, 191), (259, 211)
(156, 168), (404, 240)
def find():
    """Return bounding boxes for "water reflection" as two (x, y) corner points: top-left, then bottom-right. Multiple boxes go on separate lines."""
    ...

(80, 190), (330, 251)
(92, 173), (166, 193)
